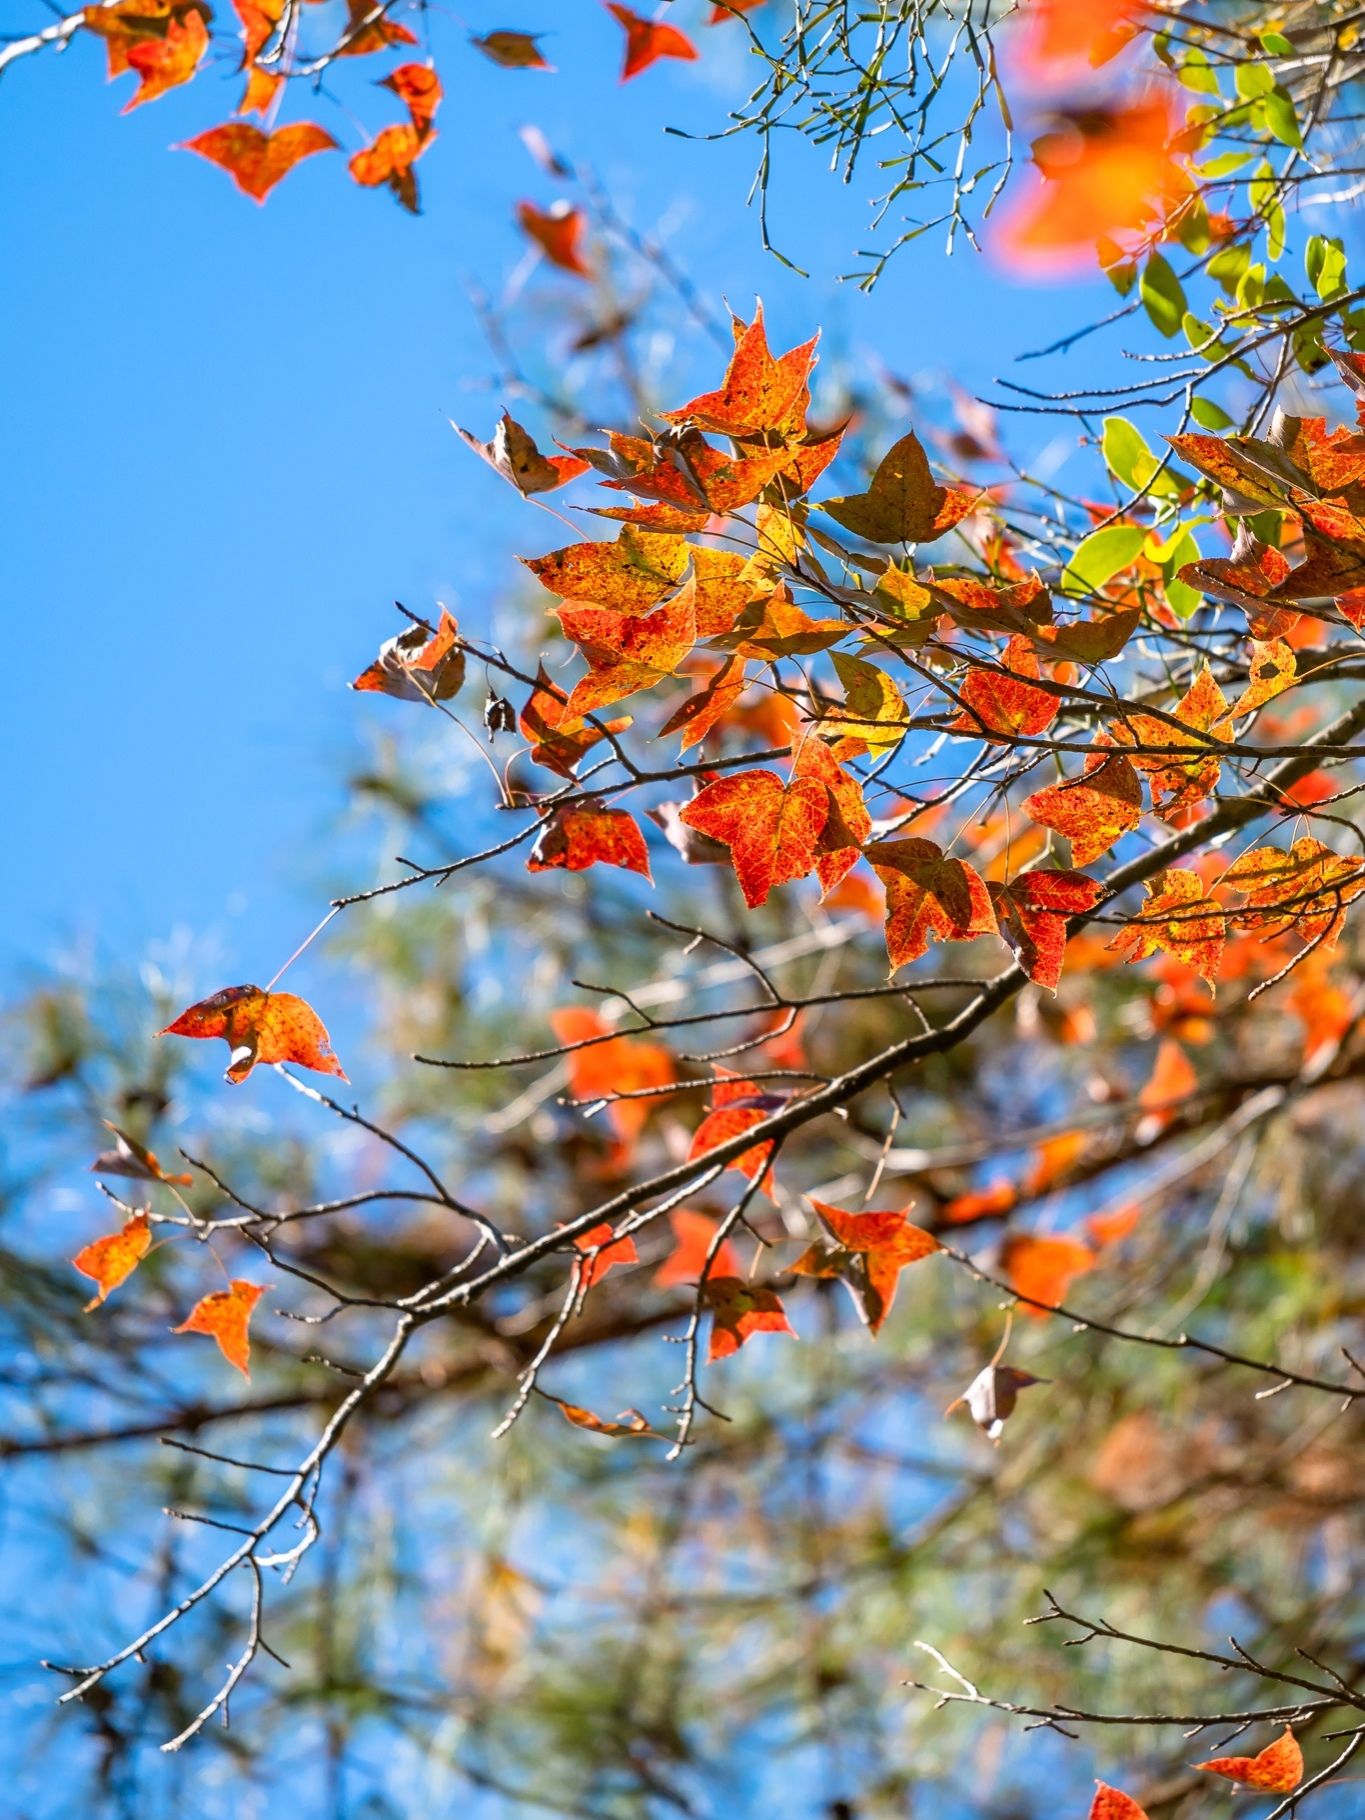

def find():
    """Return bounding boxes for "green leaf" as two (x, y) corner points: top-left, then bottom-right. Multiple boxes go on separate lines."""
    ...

(1190, 396), (1234, 431)
(1235, 64), (1276, 101)
(1177, 48), (1221, 95)
(1259, 29), (1294, 55)
(1140, 253), (1187, 340)
(1306, 235), (1348, 302)
(1261, 84), (1305, 151)
(1102, 418), (1160, 492)
(1060, 525), (1148, 599)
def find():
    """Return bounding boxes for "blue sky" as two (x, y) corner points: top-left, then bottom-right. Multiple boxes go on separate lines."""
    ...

(0, 2), (1120, 993)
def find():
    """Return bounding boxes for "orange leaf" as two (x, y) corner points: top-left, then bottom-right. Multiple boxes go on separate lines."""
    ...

(528, 804), (652, 880)
(1088, 1784), (1151, 1820)
(1112, 662), (1230, 819)
(335, 0), (417, 56)
(161, 985), (346, 1085)
(703, 1276), (794, 1361)
(229, 0), (281, 64)
(570, 1221), (639, 1291)
(991, 867), (1105, 990)
(659, 657), (749, 753)
(866, 838), (997, 971)
(952, 636), (1059, 741)
(1220, 838), (1365, 951)
(1001, 1232), (1095, 1317)
(121, 7), (206, 110)
(659, 302), (817, 437)
(1023, 749), (1142, 866)
(549, 1397), (665, 1438)
(653, 1209), (741, 1288)
(523, 527), (689, 614)
(1138, 1038), (1197, 1129)
(350, 608), (465, 702)
(687, 1071), (781, 1196)
(551, 1007), (674, 1147)
(818, 429), (976, 545)
(1107, 867), (1225, 987)
(456, 413), (588, 497)
(173, 1278), (266, 1377)
(557, 590), (698, 717)
(679, 768), (829, 908)
(90, 1121), (194, 1187)
(708, 0), (765, 20)
(517, 201), (593, 277)
(606, 2), (698, 79)
(1195, 1727), (1303, 1794)
(349, 122), (434, 214)
(793, 1198), (939, 1334)
(519, 666), (632, 777)
(380, 61), (441, 132)
(1017, 0), (1139, 73)
(471, 29), (552, 69)
(180, 122), (338, 202)
(72, 1212), (152, 1311)
(794, 736), (871, 896)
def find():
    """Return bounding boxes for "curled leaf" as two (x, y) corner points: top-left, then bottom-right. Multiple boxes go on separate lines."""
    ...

(72, 1212), (152, 1311)
(160, 986), (346, 1085)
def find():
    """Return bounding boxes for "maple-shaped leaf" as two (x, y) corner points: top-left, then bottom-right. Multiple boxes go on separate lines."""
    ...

(1230, 638), (1296, 719)
(819, 651), (907, 754)
(181, 122), (338, 202)
(703, 1276), (795, 1361)
(120, 7), (206, 109)
(1179, 527), (1296, 635)
(594, 429), (799, 519)
(351, 609), (465, 702)
(1220, 838), (1365, 950)
(557, 590), (698, 717)
(687, 1071), (781, 1195)
(550, 1007), (674, 1147)
(1089, 1784), (1151, 1820)
(1112, 662), (1231, 819)
(952, 636), (1059, 741)
(793, 735), (871, 895)
(549, 1397), (666, 1439)
(679, 768), (829, 908)
(793, 1198), (940, 1335)
(570, 1221), (639, 1290)
(818, 429), (976, 545)
(335, 0), (417, 56)
(606, 2), (698, 79)
(1195, 1727), (1303, 1793)
(948, 1362), (1047, 1441)
(72, 1212), (152, 1312)
(161, 986), (346, 1085)
(472, 28), (552, 69)
(932, 569), (1052, 638)
(659, 302), (817, 437)
(658, 657), (749, 755)
(1023, 748), (1143, 866)
(349, 122), (434, 214)
(523, 526), (689, 615)
(866, 838), (997, 972)
(528, 804), (652, 880)
(173, 1278), (266, 1377)
(1108, 868), (1225, 987)
(723, 586), (847, 659)
(991, 868), (1105, 991)
(229, 0), (280, 64)
(653, 1209), (741, 1288)
(519, 667), (631, 777)
(90, 1120), (194, 1187)
(1001, 1232), (1095, 1317)
(380, 62), (442, 132)
(456, 414), (589, 497)
(517, 200), (593, 277)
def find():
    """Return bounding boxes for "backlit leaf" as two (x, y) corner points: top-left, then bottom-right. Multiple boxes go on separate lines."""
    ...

(173, 1278), (266, 1377)
(704, 1276), (794, 1361)
(1195, 1727), (1303, 1793)
(351, 609), (465, 702)
(792, 1198), (939, 1334)
(161, 986), (346, 1085)
(1108, 868), (1225, 986)
(528, 804), (652, 880)
(181, 122), (338, 202)
(72, 1212), (152, 1311)
(1023, 749), (1143, 866)
(866, 838), (997, 971)
(678, 768), (829, 907)
(457, 414), (589, 496)
(606, 3), (698, 80)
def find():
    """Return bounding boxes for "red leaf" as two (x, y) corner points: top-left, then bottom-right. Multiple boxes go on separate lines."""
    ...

(1000, 1232), (1095, 1317)
(653, 1209), (741, 1288)
(1023, 749), (1143, 866)
(792, 1198), (939, 1334)
(951, 636), (1059, 741)
(350, 609), (465, 702)
(72, 1212), (152, 1311)
(161, 986), (346, 1085)
(687, 1071), (780, 1196)
(528, 804), (652, 880)
(703, 1276), (794, 1361)
(519, 667), (632, 777)
(173, 1278), (266, 1377)
(121, 7), (206, 110)
(1195, 1727), (1303, 1793)
(678, 769), (829, 908)
(551, 1007), (675, 1148)
(557, 590), (698, 717)
(991, 867), (1105, 990)
(659, 302), (817, 437)
(380, 61), (441, 132)
(866, 838), (997, 971)
(570, 1221), (640, 1291)
(1089, 1783), (1151, 1820)
(606, 2), (698, 79)
(181, 121), (338, 202)
(517, 201), (593, 277)
(349, 122), (434, 214)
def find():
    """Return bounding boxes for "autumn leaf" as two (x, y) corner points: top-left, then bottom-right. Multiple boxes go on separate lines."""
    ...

(351, 609), (465, 702)
(1001, 1232), (1096, 1317)
(90, 1121), (194, 1187)
(349, 123), (434, 214)
(606, 2), (699, 80)
(1088, 1785), (1151, 1820)
(703, 1276), (795, 1361)
(1112, 662), (1231, 818)
(569, 1221), (639, 1290)
(519, 667), (632, 777)
(549, 1397), (666, 1439)
(173, 1279), (266, 1378)
(380, 62), (442, 133)
(120, 7), (206, 110)
(793, 734), (871, 895)
(72, 1212), (152, 1311)
(523, 527), (689, 615)
(1138, 1038), (1197, 1130)
(653, 1209), (741, 1288)
(1195, 1727), (1303, 1793)
(1023, 749), (1143, 866)
(557, 589), (698, 717)
(818, 429), (976, 545)
(679, 768), (829, 908)
(550, 1007), (674, 1147)
(335, 0), (417, 56)
(659, 657), (749, 753)
(1108, 868), (1225, 986)
(593, 429), (800, 519)
(792, 1198), (939, 1334)
(1229, 639), (1296, 719)
(528, 804), (652, 880)
(659, 302), (817, 437)
(456, 414), (589, 497)
(471, 29), (552, 69)
(1017, 0), (1138, 73)
(161, 986), (346, 1085)
(1220, 838), (1365, 950)
(517, 201), (593, 277)
(951, 636), (1059, 741)
(687, 1071), (781, 1195)
(180, 122), (338, 202)
(991, 867), (1106, 991)
(947, 1361), (1047, 1441)
(708, 0), (766, 19)
(866, 838), (997, 971)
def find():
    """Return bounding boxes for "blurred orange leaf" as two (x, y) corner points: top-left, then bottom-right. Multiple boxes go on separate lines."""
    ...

(704, 1276), (794, 1360)
(181, 121), (338, 202)
(1195, 1727), (1303, 1793)
(173, 1279), (266, 1377)
(606, 2), (698, 79)
(73, 1212), (152, 1311)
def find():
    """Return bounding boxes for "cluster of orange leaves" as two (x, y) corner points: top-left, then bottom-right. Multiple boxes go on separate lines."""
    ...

(1089, 1725), (1304, 1816)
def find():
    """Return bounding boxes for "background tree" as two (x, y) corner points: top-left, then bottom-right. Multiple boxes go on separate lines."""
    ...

(4, 4), (1365, 1817)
